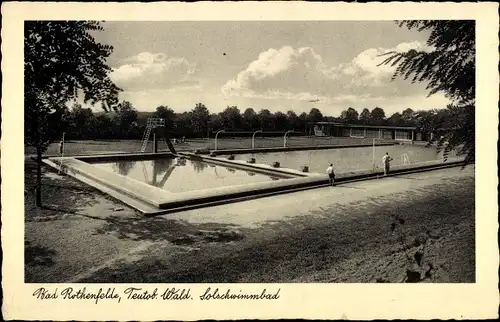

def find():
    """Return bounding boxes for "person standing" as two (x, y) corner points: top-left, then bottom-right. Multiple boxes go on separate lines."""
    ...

(59, 139), (64, 156)
(382, 152), (393, 176)
(326, 163), (336, 186)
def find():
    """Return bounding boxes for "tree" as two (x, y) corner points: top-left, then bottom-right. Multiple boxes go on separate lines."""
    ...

(379, 20), (475, 164)
(359, 108), (371, 124)
(274, 111), (289, 131)
(25, 21), (121, 206)
(94, 113), (115, 139)
(174, 112), (193, 138)
(219, 106), (242, 132)
(370, 107), (386, 125)
(307, 108), (324, 123)
(340, 107), (359, 124)
(286, 110), (300, 130)
(298, 112), (308, 134)
(387, 112), (404, 126)
(257, 109), (275, 130)
(208, 113), (223, 135)
(190, 103), (210, 137)
(242, 108), (258, 130)
(115, 101), (138, 138)
(413, 107), (467, 147)
(400, 108), (420, 126)
(401, 108), (415, 123)
(411, 109), (441, 141)
(67, 103), (94, 139)
(155, 105), (175, 130)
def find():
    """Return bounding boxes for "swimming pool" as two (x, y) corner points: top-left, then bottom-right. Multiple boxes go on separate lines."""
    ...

(230, 144), (448, 173)
(46, 152), (319, 214)
(92, 157), (284, 193)
(44, 149), (464, 215)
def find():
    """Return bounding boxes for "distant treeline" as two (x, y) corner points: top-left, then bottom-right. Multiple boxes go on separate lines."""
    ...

(55, 101), (452, 140)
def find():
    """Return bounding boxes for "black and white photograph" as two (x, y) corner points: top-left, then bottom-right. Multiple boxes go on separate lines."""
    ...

(2, 1), (498, 321)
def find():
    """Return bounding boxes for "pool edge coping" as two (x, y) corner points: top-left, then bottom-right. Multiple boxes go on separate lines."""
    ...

(43, 154), (313, 211)
(206, 142), (398, 156)
(42, 152), (467, 215)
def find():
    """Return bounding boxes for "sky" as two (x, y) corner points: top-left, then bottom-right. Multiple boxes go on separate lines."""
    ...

(90, 21), (450, 116)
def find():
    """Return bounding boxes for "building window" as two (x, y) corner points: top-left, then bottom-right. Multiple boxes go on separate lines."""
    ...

(395, 130), (411, 140)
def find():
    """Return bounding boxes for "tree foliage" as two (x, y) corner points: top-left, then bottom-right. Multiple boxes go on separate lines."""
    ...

(379, 20), (475, 164)
(401, 108), (416, 124)
(190, 103), (210, 136)
(286, 110), (300, 130)
(55, 100), (465, 146)
(257, 109), (275, 130)
(115, 101), (139, 137)
(242, 108), (258, 130)
(25, 21), (121, 206)
(370, 107), (386, 124)
(359, 108), (371, 124)
(274, 111), (289, 130)
(219, 106), (242, 131)
(340, 107), (359, 123)
(66, 104), (94, 138)
(25, 21), (121, 146)
(25, 21), (121, 150)
(387, 112), (404, 126)
(380, 21), (474, 105)
(174, 112), (193, 137)
(307, 108), (324, 123)
(155, 105), (175, 130)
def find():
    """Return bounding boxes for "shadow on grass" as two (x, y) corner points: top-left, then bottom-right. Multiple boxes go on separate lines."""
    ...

(25, 241), (57, 267)
(93, 216), (245, 245)
(25, 158), (110, 220)
(79, 213), (389, 283)
(25, 185), (101, 219)
(36, 204), (111, 222)
(79, 178), (475, 283)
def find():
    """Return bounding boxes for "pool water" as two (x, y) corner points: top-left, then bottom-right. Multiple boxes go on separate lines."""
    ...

(233, 145), (449, 174)
(92, 158), (284, 193)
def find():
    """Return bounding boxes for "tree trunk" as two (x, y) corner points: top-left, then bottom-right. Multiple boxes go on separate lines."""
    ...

(35, 145), (42, 207)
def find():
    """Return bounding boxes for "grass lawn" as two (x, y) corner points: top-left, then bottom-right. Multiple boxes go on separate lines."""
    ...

(26, 136), (396, 157)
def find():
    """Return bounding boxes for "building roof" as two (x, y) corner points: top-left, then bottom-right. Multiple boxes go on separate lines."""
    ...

(313, 122), (417, 130)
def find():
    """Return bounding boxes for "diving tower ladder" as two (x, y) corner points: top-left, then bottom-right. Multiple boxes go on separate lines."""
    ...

(140, 118), (177, 154)
(140, 126), (152, 152)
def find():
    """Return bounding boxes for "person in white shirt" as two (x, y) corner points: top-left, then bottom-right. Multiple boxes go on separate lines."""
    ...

(326, 163), (335, 186)
(382, 152), (393, 176)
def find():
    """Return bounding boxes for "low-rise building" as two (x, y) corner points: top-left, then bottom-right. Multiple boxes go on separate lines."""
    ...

(312, 122), (420, 142)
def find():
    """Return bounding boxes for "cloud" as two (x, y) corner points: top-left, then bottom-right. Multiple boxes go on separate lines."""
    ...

(222, 46), (340, 100)
(339, 41), (434, 87)
(110, 52), (198, 91)
(222, 42), (436, 103)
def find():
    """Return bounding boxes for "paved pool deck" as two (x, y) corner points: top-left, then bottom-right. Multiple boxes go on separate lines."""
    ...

(25, 166), (475, 283)
(160, 166), (474, 228)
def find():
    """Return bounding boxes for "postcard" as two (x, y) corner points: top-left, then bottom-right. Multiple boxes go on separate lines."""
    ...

(2, 1), (499, 320)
